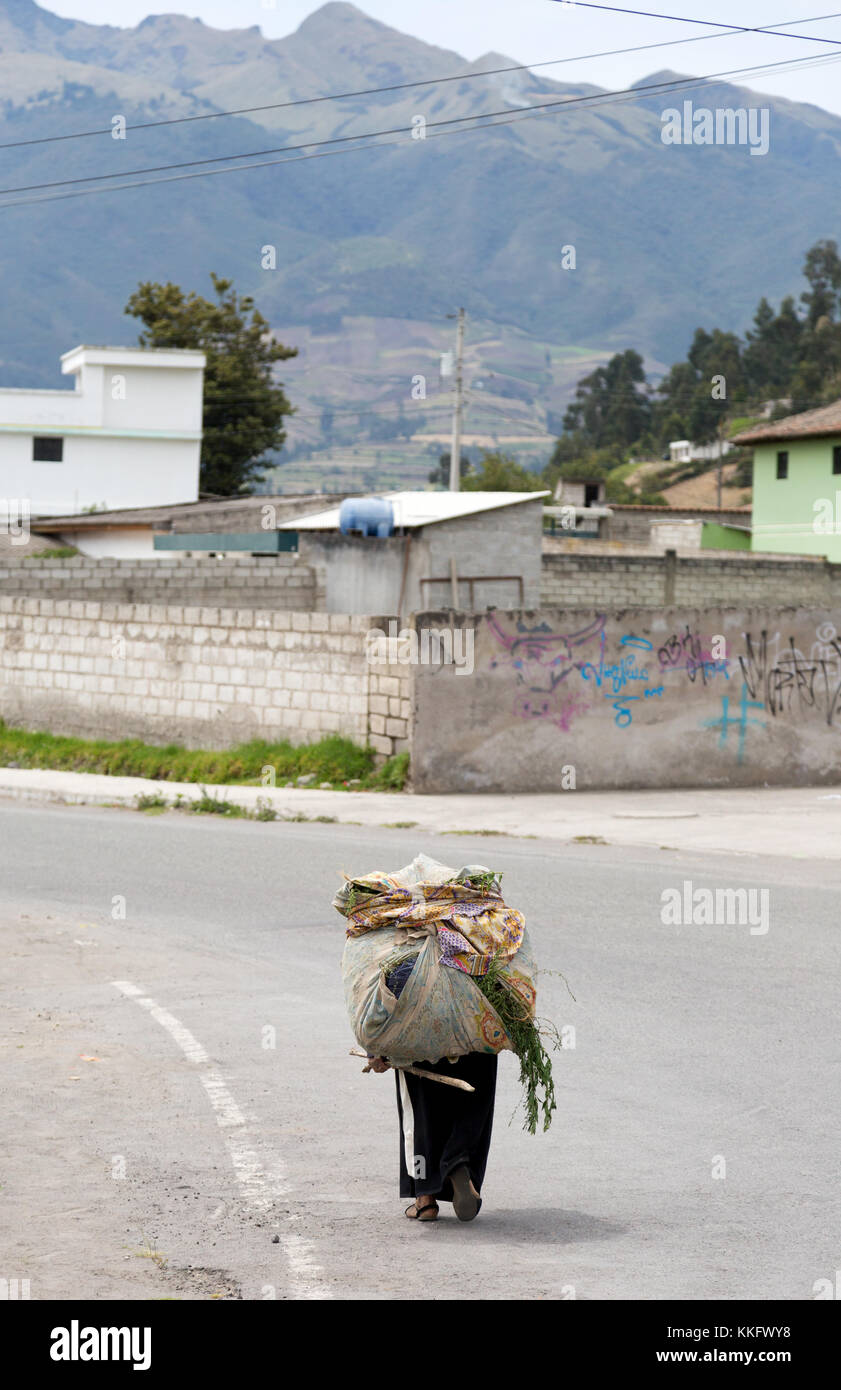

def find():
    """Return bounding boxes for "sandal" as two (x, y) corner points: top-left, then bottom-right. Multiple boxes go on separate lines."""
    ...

(450, 1165), (481, 1222)
(404, 1200), (439, 1222)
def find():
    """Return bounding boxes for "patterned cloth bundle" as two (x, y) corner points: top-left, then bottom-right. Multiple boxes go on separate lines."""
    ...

(334, 853), (538, 1068)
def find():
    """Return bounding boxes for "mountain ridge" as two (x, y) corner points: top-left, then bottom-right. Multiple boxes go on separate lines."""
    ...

(0, 0), (839, 487)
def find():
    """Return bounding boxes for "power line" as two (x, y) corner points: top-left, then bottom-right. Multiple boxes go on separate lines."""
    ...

(1, 9), (838, 155)
(0, 48), (835, 207)
(557, 2), (841, 48)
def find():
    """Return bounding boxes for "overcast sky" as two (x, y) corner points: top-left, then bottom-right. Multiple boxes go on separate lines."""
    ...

(42, 1), (841, 117)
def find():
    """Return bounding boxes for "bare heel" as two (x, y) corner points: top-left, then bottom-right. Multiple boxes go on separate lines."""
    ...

(450, 1165), (481, 1222)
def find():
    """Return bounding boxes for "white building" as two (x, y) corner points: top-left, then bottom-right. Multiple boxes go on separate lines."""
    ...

(669, 438), (733, 464)
(0, 345), (206, 518)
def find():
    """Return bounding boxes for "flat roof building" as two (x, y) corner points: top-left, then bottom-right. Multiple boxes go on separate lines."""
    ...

(280, 490), (549, 615)
(0, 345), (206, 520)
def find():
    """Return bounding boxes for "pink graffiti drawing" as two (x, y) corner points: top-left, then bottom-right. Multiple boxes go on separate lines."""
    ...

(487, 614), (605, 730)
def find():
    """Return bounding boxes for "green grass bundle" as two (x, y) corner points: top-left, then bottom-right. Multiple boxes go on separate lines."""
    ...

(344, 863), (560, 1134)
(379, 943), (561, 1136)
(473, 951), (561, 1135)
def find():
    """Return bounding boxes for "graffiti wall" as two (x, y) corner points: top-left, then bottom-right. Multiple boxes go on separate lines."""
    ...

(409, 608), (841, 793)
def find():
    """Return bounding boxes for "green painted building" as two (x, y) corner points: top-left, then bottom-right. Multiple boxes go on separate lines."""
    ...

(733, 402), (841, 560)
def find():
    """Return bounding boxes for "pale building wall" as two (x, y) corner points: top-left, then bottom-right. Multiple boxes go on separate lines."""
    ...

(0, 346), (204, 517)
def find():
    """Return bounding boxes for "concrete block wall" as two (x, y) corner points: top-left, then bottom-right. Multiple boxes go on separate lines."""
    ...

(603, 506), (748, 545)
(410, 605), (841, 792)
(365, 641), (412, 756)
(672, 557), (838, 607)
(419, 501), (544, 610)
(541, 554), (668, 607)
(0, 553), (324, 611)
(541, 551), (841, 609)
(0, 597), (407, 758)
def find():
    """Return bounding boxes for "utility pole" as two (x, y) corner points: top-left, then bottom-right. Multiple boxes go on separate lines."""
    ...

(448, 307), (465, 492)
(716, 417), (723, 512)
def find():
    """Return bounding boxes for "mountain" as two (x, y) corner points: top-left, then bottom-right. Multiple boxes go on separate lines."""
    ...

(1, 0), (841, 486)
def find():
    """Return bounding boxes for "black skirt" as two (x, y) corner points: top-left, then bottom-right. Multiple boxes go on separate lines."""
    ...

(395, 1051), (498, 1203)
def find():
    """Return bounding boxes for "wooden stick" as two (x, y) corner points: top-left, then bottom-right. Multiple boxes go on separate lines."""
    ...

(349, 1047), (475, 1092)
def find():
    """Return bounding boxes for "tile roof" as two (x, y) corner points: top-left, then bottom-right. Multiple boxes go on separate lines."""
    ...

(732, 400), (841, 444)
(606, 503), (751, 514)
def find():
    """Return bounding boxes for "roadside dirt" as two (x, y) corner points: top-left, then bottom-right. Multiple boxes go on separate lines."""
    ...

(0, 906), (244, 1301)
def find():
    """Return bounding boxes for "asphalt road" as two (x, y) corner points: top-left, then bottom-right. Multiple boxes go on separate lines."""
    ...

(1, 799), (839, 1301)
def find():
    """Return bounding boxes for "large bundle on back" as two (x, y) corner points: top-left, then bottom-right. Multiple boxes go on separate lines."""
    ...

(334, 853), (558, 1132)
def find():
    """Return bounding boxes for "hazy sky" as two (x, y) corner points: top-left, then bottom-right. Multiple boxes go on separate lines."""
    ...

(42, 1), (841, 116)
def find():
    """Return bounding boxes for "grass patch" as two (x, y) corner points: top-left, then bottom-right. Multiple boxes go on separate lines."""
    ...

(189, 789), (247, 817)
(365, 751), (410, 790)
(382, 820), (418, 829)
(27, 545), (79, 558)
(129, 796), (340, 825)
(0, 721), (410, 790)
(133, 1235), (168, 1271)
(442, 828), (505, 837)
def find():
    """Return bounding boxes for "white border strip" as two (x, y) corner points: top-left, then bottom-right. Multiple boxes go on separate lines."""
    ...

(398, 1070), (415, 1181)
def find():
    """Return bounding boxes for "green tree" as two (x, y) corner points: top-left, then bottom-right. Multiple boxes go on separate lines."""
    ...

(652, 328), (745, 447)
(429, 451), (472, 487)
(125, 273), (297, 495)
(742, 296), (802, 398)
(651, 360), (698, 445)
(800, 239), (841, 328)
(461, 451), (543, 491)
(562, 349), (651, 450)
(543, 444), (624, 497)
(789, 319), (841, 413)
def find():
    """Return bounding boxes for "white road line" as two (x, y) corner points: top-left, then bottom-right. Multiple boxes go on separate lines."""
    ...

(112, 979), (331, 1300)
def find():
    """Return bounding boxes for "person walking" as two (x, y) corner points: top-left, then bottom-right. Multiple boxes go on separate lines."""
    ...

(367, 1050), (497, 1222)
(337, 854), (534, 1224)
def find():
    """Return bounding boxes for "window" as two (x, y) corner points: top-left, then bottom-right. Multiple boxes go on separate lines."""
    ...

(833, 446), (841, 475)
(33, 436), (63, 462)
(584, 483), (601, 506)
(776, 450), (788, 479)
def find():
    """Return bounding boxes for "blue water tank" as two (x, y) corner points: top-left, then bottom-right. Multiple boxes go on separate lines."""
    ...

(339, 496), (394, 537)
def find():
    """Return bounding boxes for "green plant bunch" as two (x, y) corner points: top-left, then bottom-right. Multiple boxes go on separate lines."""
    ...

(473, 951), (560, 1135)
(374, 867), (560, 1136)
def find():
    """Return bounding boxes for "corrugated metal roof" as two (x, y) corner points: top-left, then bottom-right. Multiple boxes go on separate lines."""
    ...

(281, 490), (549, 531)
